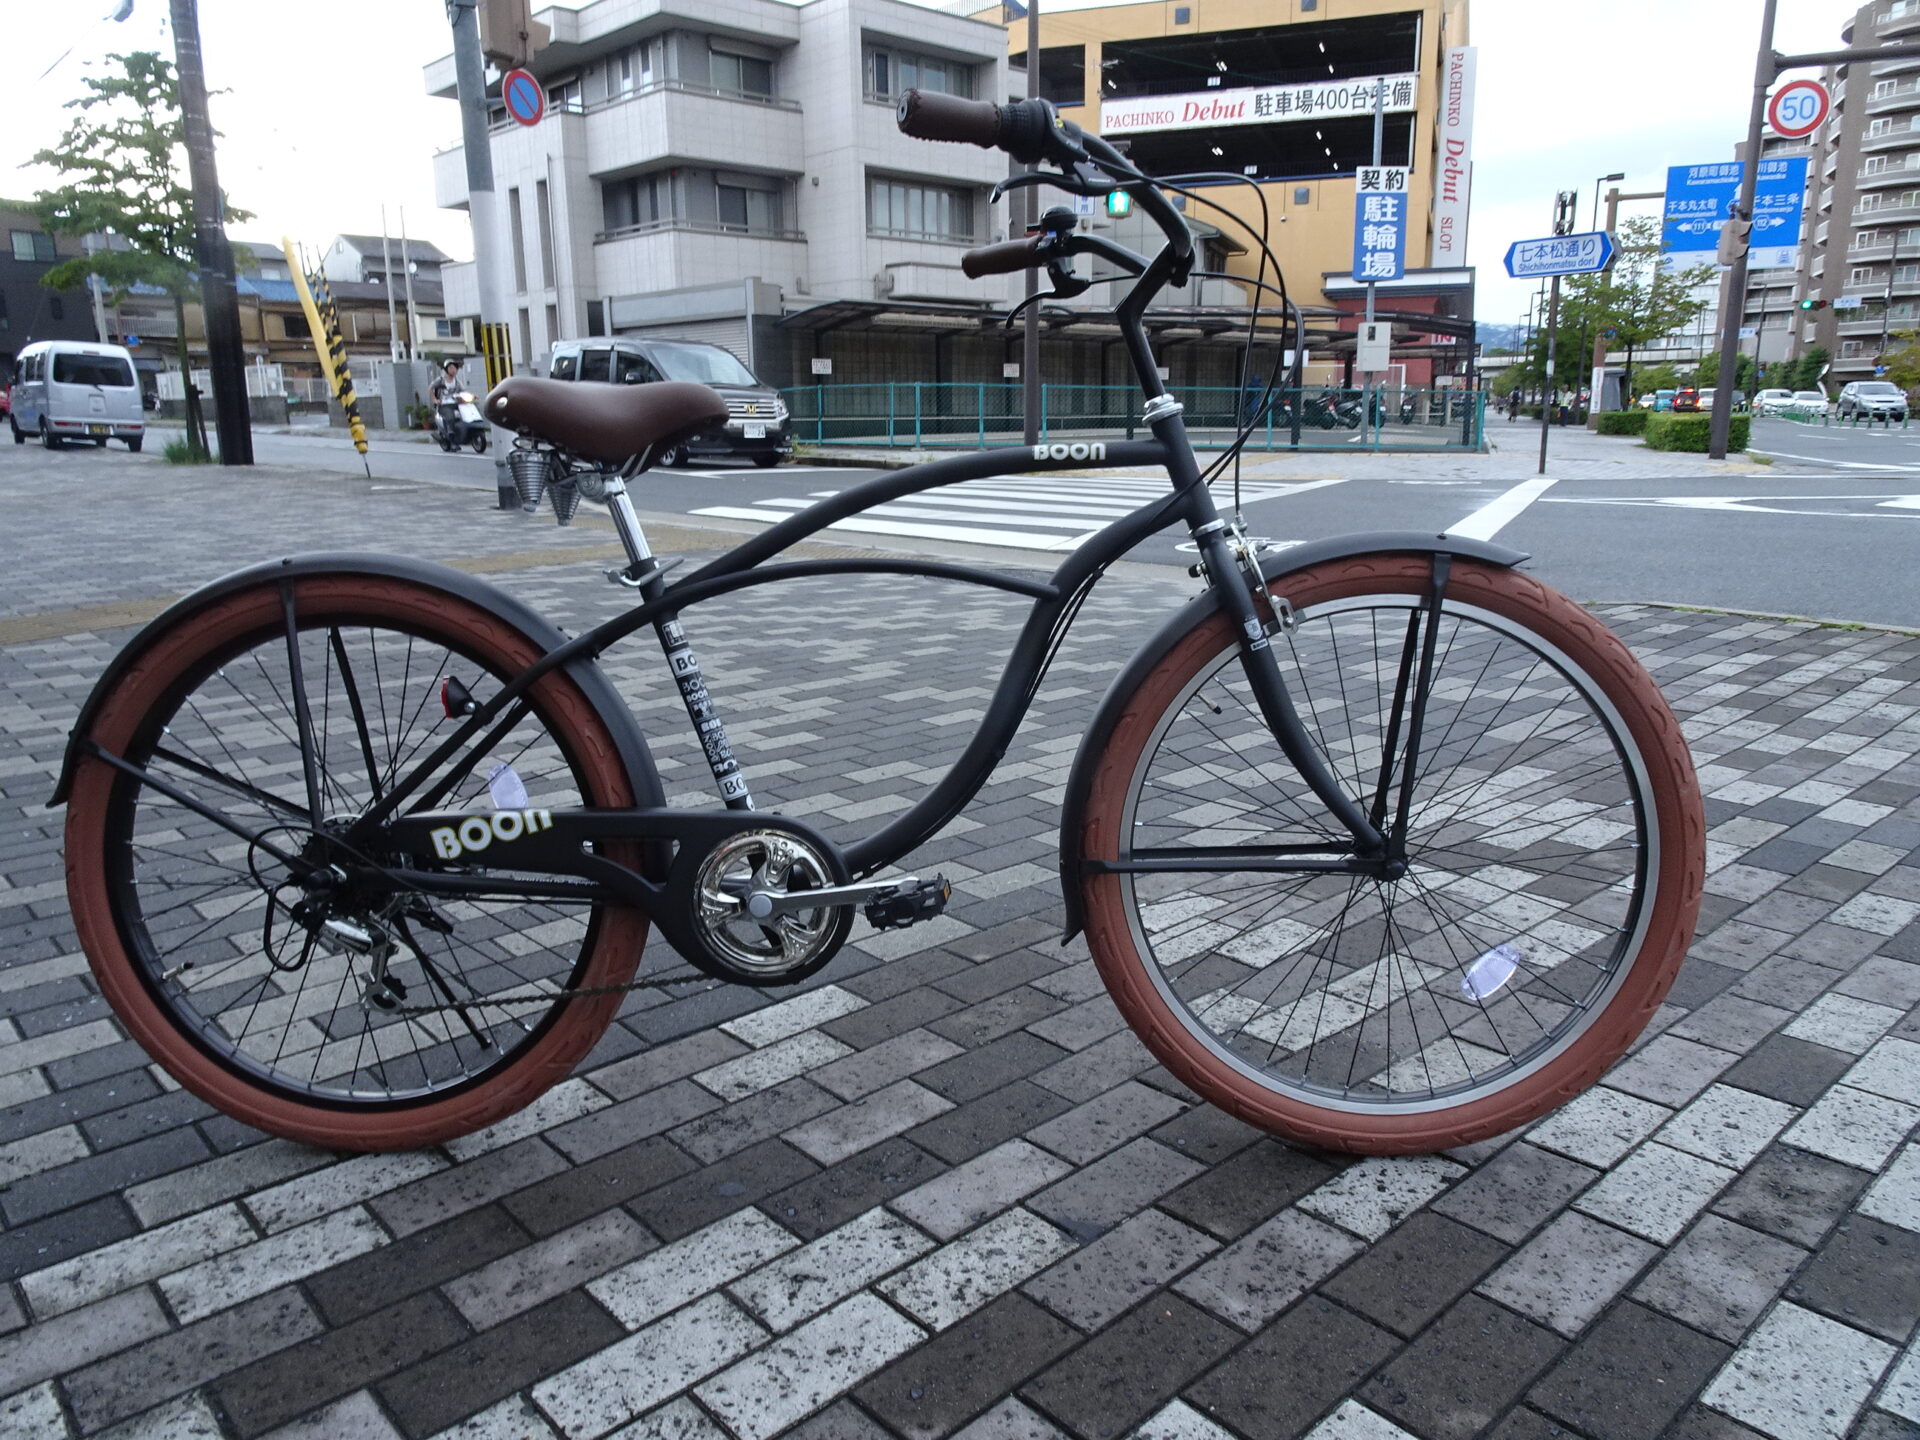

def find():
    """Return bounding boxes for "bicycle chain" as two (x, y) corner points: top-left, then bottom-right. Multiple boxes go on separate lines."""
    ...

(381, 967), (720, 1018)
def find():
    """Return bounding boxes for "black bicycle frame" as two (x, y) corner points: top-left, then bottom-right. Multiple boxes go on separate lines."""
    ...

(346, 420), (1388, 890)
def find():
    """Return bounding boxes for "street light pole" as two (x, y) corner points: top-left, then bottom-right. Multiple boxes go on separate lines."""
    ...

(1021, 0), (1041, 445)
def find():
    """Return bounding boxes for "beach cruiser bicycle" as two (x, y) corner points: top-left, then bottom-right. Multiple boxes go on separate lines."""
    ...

(54, 92), (1704, 1156)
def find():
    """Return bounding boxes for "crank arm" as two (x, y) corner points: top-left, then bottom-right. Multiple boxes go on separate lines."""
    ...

(743, 875), (924, 920)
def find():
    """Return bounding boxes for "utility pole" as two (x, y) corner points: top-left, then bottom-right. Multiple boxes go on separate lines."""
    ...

(1021, 0), (1041, 445)
(448, 0), (519, 508)
(381, 209), (401, 362)
(1360, 80), (1385, 441)
(1709, 5), (1920, 456)
(1880, 230), (1902, 367)
(1538, 190), (1575, 476)
(169, 0), (252, 465)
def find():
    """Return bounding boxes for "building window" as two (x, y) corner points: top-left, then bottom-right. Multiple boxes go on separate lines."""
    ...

(10, 231), (56, 263)
(1850, 267), (1877, 285)
(283, 313), (311, 339)
(508, 186), (528, 291)
(1856, 230), (1884, 248)
(716, 176), (783, 232)
(1875, 79), (1901, 97)
(431, 318), (462, 340)
(49, 297), (63, 321)
(609, 41), (657, 99)
(1897, 263), (1920, 282)
(602, 173), (675, 232)
(868, 176), (975, 243)
(1842, 340), (1865, 357)
(711, 47), (774, 98)
(546, 77), (583, 114)
(0, 291), (8, 330)
(536, 179), (556, 288)
(1871, 117), (1892, 136)
(865, 46), (974, 102)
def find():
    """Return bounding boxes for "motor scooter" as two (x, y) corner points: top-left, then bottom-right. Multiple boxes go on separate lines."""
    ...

(435, 393), (489, 454)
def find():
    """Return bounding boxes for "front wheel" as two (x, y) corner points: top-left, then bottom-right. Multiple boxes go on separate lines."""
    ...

(752, 452), (781, 469)
(1078, 555), (1703, 1155)
(64, 571), (653, 1151)
(470, 432), (489, 454)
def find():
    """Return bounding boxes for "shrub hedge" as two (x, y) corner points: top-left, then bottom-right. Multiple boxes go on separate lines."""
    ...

(1643, 412), (1749, 452)
(1595, 409), (1649, 436)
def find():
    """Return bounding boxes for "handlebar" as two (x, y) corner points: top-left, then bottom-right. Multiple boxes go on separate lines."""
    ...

(894, 91), (1059, 165)
(961, 234), (1046, 279)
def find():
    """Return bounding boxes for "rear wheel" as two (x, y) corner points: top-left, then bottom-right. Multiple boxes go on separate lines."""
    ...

(65, 572), (652, 1151)
(663, 444), (691, 468)
(752, 453), (781, 469)
(1079, 556), (1703, 1154)
(41, 420), (62, 451)
(10, 417), (24, 445)
(126, 436), (143, 454)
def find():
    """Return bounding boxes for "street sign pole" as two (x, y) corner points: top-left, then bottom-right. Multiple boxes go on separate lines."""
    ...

(1709, 0), (1779, 461)
(1533, 192), (1576, 476)
(1022, 0), (1041, 446)
(1364, 81), (1383, 443)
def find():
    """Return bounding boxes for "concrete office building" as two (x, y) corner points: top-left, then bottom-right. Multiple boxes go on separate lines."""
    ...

(427, 0), (1037, 388)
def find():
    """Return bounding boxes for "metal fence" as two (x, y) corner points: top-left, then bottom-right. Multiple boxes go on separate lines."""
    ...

(782, 383), (1485, 453)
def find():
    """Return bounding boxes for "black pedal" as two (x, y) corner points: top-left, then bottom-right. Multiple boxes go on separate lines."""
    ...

(863, 875), (952, 931)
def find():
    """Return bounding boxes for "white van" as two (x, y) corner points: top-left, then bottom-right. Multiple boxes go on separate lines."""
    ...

(9, 341), (146, 452)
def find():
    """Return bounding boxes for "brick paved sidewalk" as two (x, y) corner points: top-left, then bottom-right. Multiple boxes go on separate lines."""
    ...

(0, 447), (1914, 1440)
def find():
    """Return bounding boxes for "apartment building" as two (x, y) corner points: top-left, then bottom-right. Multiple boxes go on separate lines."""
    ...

(1744, 0), (1920, 382)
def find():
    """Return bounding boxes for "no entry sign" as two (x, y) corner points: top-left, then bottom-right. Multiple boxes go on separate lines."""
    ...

(1767, 79), (1829, 140)
(502, 68), (545, 127)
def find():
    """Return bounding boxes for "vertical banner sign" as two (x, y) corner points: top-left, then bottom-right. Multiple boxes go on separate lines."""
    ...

(1354, 166), (1408, 282)
(1431, 45), (1476, 267)
(1662, 158), (1808, 270)
(281, 238), (369, 459)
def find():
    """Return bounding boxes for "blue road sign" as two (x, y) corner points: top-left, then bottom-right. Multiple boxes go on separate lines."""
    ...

(1352, 168), (1408, 283)
(1663, 158), (1807, 268)
(1503, 231), (1616, 279)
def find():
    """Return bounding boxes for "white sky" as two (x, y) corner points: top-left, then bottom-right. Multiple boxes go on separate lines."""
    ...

(1, 0), (1865, 322)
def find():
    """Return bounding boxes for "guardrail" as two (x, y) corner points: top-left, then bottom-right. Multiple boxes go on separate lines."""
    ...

(781, 384), (1486, 453)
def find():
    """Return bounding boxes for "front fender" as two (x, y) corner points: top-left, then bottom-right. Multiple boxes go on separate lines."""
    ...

(1054, 530), (1528, 942)
(50, 551), (663, 812)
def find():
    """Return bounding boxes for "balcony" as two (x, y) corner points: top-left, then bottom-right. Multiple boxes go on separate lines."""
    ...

(1855, 200), (1920, 224)
(584, 82), (804, 182)
(1877, 3), (1920, 39)
(590, 225), (807, 299)
(1866, 82), (1920, 113)
(1855, 162), (1920, 188)
(1862, 125), (1920, 153)
(435, 145), (469, 210)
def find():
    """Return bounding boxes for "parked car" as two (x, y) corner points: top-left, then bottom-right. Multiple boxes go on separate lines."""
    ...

(1787, 389), (1830, 417)
(1753, 388), (1795, 415)
(544, 337), (792, 467)
(8, 340), (145, 451)
(1837, 380), (1909, 423)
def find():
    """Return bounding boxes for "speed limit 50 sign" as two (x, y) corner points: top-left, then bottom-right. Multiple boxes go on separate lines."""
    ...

(1768, 79), (1831, 140)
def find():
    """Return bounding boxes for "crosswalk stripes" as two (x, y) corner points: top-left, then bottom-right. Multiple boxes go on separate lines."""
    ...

(690, 474), (1351, 552)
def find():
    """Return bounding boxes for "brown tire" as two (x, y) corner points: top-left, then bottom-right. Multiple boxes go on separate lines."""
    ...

(66, 573), (651, 1152)
(1080, 555), (1703, 1155)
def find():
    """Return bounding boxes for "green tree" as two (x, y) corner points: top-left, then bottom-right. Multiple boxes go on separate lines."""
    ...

(1882, 331), (1920, 392)
(32, 52), (250, 460)
(1550, 216), (1716, 408)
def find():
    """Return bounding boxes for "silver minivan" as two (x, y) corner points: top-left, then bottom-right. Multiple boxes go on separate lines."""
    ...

(9, 341), (146, 452)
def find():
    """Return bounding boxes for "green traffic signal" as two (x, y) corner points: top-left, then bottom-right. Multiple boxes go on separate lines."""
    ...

(1107, 190), (1133, 218)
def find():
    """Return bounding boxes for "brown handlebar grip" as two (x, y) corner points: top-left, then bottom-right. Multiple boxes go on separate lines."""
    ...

(961, 235), (1046, 279)
(895, 88), (1002, 147)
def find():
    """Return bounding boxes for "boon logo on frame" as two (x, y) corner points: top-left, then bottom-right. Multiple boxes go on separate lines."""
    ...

(430, 809), (555, 859)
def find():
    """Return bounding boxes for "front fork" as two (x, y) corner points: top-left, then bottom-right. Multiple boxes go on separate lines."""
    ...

(1152, 401), (1405, 863)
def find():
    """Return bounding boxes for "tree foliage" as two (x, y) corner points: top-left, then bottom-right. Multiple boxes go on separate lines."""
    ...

(32, 51), (251, 458)
(1882, 332), (1920, 392)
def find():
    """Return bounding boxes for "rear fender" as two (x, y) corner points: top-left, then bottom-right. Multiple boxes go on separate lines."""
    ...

(50, 552), (662, 812)
(1054, 531), (1528, 942)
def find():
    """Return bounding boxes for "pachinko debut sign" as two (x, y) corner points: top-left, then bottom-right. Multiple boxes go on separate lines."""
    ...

(1100, 73), (1419, 135)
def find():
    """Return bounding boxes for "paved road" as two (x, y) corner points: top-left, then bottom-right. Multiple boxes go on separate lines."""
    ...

(237, 426), (1920, 627)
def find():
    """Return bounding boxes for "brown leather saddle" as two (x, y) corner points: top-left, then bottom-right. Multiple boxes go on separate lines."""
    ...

(482, 376), (729, 466)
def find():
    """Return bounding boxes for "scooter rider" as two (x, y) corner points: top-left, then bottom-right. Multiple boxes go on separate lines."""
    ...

(431, 360), (463, 414)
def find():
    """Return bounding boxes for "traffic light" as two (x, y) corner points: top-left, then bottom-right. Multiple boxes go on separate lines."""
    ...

(1798, 298), (1829, 311)
(1106, 190), (1133, 218)
(479, 0), (551, 67)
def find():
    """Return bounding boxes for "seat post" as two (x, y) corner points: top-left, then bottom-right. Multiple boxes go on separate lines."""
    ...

(600, 477), (657, 579)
